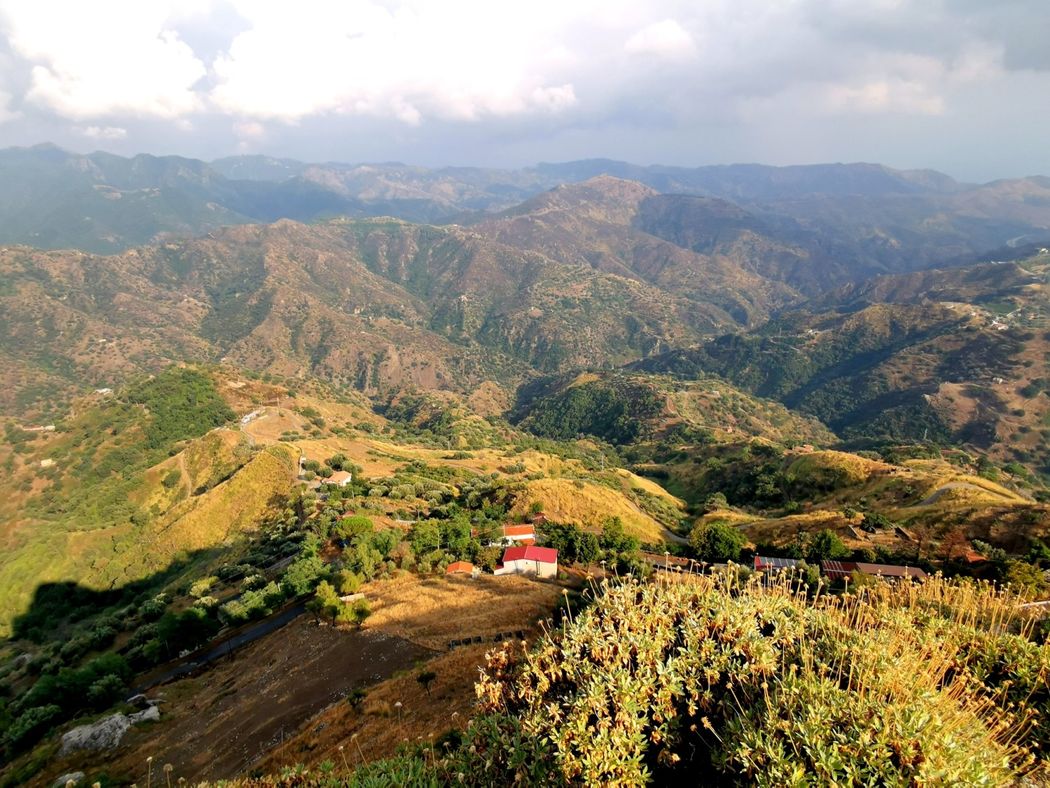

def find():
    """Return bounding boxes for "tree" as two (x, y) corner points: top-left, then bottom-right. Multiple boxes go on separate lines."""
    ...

(600, 517), (639, 554)
(336, 598), (371, 628)
(334, 569), (362, 595)
(689, 520), (746, 563)
(335, 515), (374, 541)
(804, 529), (849, 563)
(861, 512), (895, 531)
(702, 492), (729, 513)
(282, 553), (327, 597)
(577, 532), (601, 565)
(416, 670), (437, 697)
(409, 521), (442, 555)
(307, 581), (342, 625)
(1004, 560), (1047, 595)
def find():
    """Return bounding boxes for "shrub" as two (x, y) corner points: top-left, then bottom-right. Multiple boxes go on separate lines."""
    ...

(3, 704), (62, 751)
(689, 520), (746, 563)
(352, 576), (1048, 785)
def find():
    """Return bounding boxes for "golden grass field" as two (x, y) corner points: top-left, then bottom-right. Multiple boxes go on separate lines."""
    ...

(509, 477), (671, 543)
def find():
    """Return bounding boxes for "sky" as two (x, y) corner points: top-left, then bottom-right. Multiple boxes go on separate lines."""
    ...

(0, 0), (1047, 181)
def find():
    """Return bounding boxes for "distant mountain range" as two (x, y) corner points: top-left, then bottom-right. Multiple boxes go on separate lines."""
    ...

(2, 144), (1049, 261)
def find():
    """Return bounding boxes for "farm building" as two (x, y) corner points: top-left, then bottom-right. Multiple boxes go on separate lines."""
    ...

(326, 471), (353, 487)
(754, 556), (802, 572)
(501, 523), (536, 545)
(446, 561), (476, 576)
(494, 546), (558, 578)
(821, 560), (927, 581)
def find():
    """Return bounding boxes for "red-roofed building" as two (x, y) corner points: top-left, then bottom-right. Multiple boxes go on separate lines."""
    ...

(821, 560), (927, 582)
(501, 523), (536, 545)
(494, 546), (558, 578)
(754, 556), (802, 572)
(446, 561), (476, 576)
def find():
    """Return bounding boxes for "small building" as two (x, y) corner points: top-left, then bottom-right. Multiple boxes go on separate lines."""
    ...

(821, 560), (927, 582)
(754, 556), (801, 572)
(501, 523), (536, 545)
(494, 546), (558, 578)
(326, 471), (353, 487)
(446, 561), (476, 576)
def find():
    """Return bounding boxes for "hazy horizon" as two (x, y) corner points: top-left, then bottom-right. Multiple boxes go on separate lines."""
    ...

(8, 140), (1049, 186)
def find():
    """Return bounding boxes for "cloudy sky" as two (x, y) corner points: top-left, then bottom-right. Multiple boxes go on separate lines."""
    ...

(0, 0), (1047, 181)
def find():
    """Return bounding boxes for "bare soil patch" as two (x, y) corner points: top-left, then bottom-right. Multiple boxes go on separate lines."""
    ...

(36, 618), (429, 786)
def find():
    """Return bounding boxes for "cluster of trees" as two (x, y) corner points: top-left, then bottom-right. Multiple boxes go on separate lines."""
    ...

(518, 377), (664, 445)
(2, 653), (130, 752)
(689, 519), (854, 569)
(542, 518), (649, 576)
(307, 581), (370, 627)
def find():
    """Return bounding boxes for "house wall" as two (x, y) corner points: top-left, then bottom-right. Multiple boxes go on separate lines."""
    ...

(497, 558), (557, 578)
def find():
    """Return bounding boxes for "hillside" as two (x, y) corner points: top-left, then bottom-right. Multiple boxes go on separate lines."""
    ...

(0, 217), (721, 419)
(635, 253), (1050, 477)
(1, 153), (1049, 786)
(513, 370), (835, 448)
(3, 358), (1049, 785)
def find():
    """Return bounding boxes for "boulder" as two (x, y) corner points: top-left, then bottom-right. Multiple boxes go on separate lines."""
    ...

(58, 706), (161, 756)
(126, 693), (150, 710)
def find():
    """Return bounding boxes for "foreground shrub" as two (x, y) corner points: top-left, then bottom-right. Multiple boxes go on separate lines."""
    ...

(354, 575), (1048, 785)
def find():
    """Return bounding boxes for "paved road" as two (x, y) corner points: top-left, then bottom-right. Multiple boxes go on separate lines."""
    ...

(132, 601), (307, 693)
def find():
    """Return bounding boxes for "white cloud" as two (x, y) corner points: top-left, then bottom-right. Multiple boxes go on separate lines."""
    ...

(77, 125), (128, 139)
(208, 0), (587, 123)
(0, 0), (206, 118)
(624, 19), (695, 59)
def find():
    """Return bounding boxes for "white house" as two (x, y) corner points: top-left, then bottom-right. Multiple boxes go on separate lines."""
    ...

(494, 546), (558, 578)
(327, 471), (353, 487)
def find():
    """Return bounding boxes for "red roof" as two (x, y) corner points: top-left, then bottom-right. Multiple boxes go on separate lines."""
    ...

(502, 546), (558, 565)
(821, 560), (926, 580)
(503, 524), (535, 536)
(446, 561), (475, 574)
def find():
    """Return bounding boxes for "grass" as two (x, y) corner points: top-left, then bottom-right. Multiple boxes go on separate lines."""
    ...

(786, 450), (884, 488)
(358, 572), (563, 651)
(259, 572), (564, 773)
(92, 443), (298, 587)
(510, 477), (670, 544)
